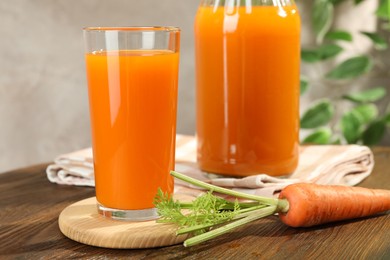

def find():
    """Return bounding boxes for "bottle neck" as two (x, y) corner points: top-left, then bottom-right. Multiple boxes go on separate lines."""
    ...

(200, 0), (295, 7)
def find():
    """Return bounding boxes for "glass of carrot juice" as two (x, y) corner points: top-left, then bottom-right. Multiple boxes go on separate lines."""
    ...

(83, 27), (180, 221)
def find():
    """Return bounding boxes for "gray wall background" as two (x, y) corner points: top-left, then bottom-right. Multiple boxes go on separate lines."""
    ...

(0, 0), (388, 172)
(0, 0), (199, 172)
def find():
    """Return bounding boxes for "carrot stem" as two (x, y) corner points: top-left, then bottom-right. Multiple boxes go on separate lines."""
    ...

(170, 171), (290, 247)
(277, 199), (289, 213)
(176, 204), (268, 235)
(171, 171), (280, 206)
(178, 201), (260, 210)
(183, 205), (277, 247)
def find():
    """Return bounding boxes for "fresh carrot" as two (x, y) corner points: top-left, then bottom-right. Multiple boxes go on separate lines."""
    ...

(278, 183), (390, 227)
(156, 171), (390, 247)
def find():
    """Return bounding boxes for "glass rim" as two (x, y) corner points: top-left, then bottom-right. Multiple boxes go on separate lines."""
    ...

(83, 26), (180, 32)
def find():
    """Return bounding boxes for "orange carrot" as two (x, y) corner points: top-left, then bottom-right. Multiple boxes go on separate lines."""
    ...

(163, 172), (390, 247)
(278, 183), (390, 227)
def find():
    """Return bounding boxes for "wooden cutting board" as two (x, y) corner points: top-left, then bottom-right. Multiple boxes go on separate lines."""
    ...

(58, 196), (190, 248)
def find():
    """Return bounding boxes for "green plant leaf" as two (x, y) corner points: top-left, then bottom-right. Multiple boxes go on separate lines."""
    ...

(341, 111), (363, 144)
(312, 0), (334, 44)
(342, 87), (386, 103)
(376, 0), (390, 19)
(300, 77), (309, 96)
(325, 56), (373, 80)
(362, 120), (386, 145)
(302, 128), (332, 144)
(331, 138), (342, 144)
(300, 99), (334, 129)
(360, 32), (388, 50)
(325, 30), (353, 42)
(384, 113), (390, 126)
(318, 44), (344, 60)
(301, 49), (320, 63)
(301, 44), (343, 63)
(328, 0), (346, 6)
(340, 104), (379, 144)
(354, 0), (364, 4)
(352, 104), (379, 124)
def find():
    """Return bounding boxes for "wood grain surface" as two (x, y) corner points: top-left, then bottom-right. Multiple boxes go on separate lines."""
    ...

(58, 197), (188, 249)
(0, 147), (389, 259)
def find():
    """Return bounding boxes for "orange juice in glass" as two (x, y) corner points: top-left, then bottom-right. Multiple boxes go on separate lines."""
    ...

(84, 27), (180, 220)
(195, 1), (300, 177)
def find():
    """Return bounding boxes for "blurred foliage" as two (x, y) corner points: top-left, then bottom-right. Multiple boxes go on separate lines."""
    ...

(300, 0), (390, 145)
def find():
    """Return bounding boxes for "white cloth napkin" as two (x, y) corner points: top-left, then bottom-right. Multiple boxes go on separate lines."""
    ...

(46, 135), (374, 197)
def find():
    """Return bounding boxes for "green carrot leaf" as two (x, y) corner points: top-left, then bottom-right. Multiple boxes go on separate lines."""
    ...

(153, 172), (282, 247)
(154, 189), (241, 235)
(325, 30), (353, 42)
(360, 32), (388, 50)
(325, 56), (373, 80)
(362, 120), (386, 145)
(302, 128), (332, 144)
(312, 0), (334, 44)
(342, 87), (386, 103)
(300, 99), (334, 129)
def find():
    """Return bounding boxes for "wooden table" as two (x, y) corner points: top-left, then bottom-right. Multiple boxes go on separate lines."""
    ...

(1, 148), (390, 259)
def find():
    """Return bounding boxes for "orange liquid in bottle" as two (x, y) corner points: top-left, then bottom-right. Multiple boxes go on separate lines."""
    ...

(195, 5), (300, 177)
(85, 50), (179, 209)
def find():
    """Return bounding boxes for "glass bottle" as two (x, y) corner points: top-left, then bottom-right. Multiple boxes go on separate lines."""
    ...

(195, 0), (301, 177)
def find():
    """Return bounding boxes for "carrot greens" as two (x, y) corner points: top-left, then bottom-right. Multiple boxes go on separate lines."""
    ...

(154, 171), (288, 246)
(154, 171), (390, 247)
(155, 189), (242, 235)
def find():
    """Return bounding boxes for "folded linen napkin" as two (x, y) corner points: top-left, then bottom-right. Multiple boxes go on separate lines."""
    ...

(46, 135), (374, 197)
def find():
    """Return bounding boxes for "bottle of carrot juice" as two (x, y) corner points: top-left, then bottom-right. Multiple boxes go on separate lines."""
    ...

(195, 0), (301, 177)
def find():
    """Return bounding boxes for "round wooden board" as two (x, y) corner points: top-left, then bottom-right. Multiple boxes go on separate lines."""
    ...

(58, 196), (189, 249)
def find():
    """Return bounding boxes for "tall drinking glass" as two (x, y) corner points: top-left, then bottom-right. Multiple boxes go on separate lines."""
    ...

(83, 27), (180, 221)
